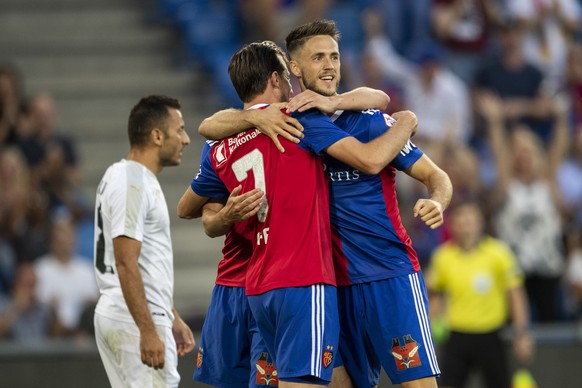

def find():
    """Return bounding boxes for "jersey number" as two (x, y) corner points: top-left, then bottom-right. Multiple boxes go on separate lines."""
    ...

(95, 204), (114, 274)
(231, 149), (268, 222)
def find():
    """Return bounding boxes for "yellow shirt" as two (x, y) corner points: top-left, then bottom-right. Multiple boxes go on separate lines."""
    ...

(428, 236), (523, 333)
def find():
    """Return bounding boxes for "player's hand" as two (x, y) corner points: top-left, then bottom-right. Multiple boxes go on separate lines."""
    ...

(391, 110), (418, 137)
(140, 329), (166, 369)
(172, 316), (195, 356)
(222, 185), (265, 223)
(253, 103), (303, 153)
(286, 89), (338, 114)
(413, 199), (444, 229)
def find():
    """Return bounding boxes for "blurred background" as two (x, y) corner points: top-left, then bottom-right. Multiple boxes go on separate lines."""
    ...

(2, 0), (582, 386)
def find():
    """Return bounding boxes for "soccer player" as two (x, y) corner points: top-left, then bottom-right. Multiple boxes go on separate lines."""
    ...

(286, 20), (450, 388)
(93, 95), (195, 387)
(203, 20), (452, 388)
(189, 40), (417, 387)
(178, 144), (271, 388)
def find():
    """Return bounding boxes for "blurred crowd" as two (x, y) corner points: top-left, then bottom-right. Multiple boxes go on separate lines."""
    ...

(0, 66), (97, 342)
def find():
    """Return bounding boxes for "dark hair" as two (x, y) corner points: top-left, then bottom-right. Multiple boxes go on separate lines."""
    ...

(127, 95), (180, 147)
(228, 41), (287, 103)
(285, 19), (341, 58)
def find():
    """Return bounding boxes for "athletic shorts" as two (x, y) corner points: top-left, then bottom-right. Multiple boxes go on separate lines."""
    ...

(193, 285), (277, 387)
(248, 284), (339, 385)
(337, 272), (440, 386)
(94, 313), (180, 388)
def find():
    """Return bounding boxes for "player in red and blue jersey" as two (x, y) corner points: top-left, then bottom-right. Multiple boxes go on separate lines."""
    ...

(178, 140), (274, 388)
(285, 21), (453, 387)
(192, 41), (417, 387)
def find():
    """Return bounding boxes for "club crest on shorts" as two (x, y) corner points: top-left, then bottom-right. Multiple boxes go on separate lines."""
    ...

(256, 352), (278, 386)
(196, 347), (203, 369)
(391, 335), (422, 370)
(322, 345), (334, 368)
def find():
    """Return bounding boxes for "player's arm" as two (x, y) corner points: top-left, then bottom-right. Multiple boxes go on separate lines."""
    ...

(113, 236), (165, 369)
(198, 104), (303, 152)
(177, 186), (208, 219)
(286, 87), (390, 114)
(171, 307), (195, 357)
(202, 185), (264, 238)
(404, 154), (453, 229)
(324, 110), (417, 175)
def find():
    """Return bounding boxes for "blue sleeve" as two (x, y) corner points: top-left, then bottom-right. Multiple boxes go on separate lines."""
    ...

(190, 141), (229, 199)
(391, 140), (424, 171)
(365, 110), (423, 171)
(292, 109), (351, 155)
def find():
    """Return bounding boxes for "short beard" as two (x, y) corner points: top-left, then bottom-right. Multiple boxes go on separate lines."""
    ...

(304, 78), (338, 97)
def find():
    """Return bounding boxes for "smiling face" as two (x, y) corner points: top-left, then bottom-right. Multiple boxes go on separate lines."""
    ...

(290, 35), (341, 97)
(159, 108), (189, 167)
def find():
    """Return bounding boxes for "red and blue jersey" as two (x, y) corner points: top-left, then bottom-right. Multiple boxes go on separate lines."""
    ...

(192, 105), (350, 296)
(324, 109), (424, 286)
(191, 141), (252, 288)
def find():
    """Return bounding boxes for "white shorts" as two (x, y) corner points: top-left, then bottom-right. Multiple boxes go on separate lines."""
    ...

(94, 313), (180, 388)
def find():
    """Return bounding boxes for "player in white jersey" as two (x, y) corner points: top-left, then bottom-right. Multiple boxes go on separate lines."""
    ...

(93, 95), (194, 387)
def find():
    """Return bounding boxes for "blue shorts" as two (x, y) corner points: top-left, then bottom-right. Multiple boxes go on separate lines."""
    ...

(194, 285), (278, 387)
(338, 272), (440, 386)
(248, 284), (339, 385)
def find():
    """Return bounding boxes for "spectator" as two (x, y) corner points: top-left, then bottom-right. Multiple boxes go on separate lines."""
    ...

(431, 0), (502, 83)
(0, 146), (42, 292)
(0, 262), (55, 342)
(427, 201), (534, 388)
(556, 125), (582, 229)
(34, 216), (98, 337)
(478, 92), (568, 322)
(355, 50), (407, 113)
(473, 19), (553, 142)
(365, 10), (472, 155)
(364, 0), (433, 58)
(0, 65), (23, 146)
(506, 0), (582, 95)
(564, 228), (582, 319)
(565, 41), (582, 123)
(16, 91), (92, 258)
(239, 0), (333, 45)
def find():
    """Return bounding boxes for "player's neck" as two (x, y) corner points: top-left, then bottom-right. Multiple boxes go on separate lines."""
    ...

(244, 89), (282, 109)
(127, 147), (162, 175)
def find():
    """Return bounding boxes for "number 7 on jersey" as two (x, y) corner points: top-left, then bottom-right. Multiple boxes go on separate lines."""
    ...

(231, 148), (269, 222)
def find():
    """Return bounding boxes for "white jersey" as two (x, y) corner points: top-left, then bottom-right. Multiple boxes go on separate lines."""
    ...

(494, 179), (564, 277)
(94, 159), (174, 327)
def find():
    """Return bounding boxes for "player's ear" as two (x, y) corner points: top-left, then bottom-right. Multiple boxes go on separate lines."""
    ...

(289, 60), (301, 78)
(151, 127), (164, 146)
(270, 71), (280, 88)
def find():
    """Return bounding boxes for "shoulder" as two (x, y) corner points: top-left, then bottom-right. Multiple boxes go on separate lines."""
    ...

(292, 108), (330, 124)
(431, 242), (457, 261)
(481, 236), (514, 257)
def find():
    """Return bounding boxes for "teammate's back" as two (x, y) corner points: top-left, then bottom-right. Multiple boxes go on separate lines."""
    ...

(205, 115), (335, 295)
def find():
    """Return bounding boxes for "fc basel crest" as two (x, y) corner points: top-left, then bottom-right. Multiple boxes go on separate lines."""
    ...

(256, 352), (278, 386)
(391, 335), (422, 370)
(196, 347), (203, 369)
(322, 346), (334, 368)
